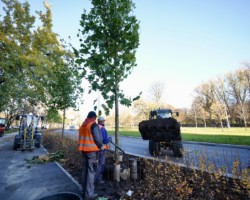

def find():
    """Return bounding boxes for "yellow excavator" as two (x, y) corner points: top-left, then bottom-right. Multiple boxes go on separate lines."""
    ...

(13, 113), (44, 151)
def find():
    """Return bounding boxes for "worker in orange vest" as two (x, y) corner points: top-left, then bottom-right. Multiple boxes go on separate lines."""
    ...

(78, 111), (103, 200)
(95, 116), (110, 184)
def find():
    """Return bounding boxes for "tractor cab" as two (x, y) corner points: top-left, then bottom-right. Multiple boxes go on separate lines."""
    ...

(150, 109), (179, 119)
(19, 114), (38, 132)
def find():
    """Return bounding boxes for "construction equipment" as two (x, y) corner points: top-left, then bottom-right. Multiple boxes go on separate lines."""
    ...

(139, 109), (184, 157)
(13, 113), (43, 151)
(0, 118), (5, 137)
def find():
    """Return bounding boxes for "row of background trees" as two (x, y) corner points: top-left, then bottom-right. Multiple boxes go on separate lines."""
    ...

(0, 0), (82, 130)
(104, 65), (250, 131)
(190, 64), (250, 130)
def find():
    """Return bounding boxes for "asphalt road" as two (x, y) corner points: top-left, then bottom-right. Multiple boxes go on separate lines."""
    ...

(110, 136), (250, 174)
(64, 129), (250, 175)
(0, 133), (82, 200)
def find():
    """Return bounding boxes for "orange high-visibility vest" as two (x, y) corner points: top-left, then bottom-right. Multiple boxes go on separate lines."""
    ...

(78, 121), (99, 152)
(98, 124), (109, 149)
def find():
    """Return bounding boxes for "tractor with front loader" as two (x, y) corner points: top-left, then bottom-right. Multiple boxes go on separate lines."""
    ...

(139, 109), (184, 157)
(13, 113), (44, 151)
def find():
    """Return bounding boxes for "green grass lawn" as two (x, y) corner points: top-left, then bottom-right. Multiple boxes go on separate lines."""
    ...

(3, 129), (18, 134)
(108, 127), (250, 146)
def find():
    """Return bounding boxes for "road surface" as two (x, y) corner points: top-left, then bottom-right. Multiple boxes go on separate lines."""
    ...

(63, 130), (250, 175)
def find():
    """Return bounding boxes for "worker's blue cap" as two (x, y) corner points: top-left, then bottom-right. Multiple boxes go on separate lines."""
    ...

(87, 111), (97, 118)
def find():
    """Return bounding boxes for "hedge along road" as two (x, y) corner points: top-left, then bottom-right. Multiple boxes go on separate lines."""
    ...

(63, 130), (250, 176)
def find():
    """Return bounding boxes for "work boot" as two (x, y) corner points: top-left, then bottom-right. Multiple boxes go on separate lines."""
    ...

(85, 193), (98, 200)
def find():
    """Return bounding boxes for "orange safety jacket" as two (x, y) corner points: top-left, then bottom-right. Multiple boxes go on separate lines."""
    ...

(98, 124), (109, 149)
(78, 121), (99, 152)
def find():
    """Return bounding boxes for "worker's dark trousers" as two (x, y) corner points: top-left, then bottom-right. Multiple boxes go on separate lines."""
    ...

(95, 150), (106, 182)
(81, 152), (98, 198)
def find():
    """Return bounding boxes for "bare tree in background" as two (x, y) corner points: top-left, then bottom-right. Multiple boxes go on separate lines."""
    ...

(191, 96), (207, 127)
(194, 82), (215, 123)
(213, 76), (231, 128)
(211, 101), (227, 131)
(133, 99), (149, 120)
(227, 70), (248, 130)
(243, 63), (250, 92)
(133, 98), (158, 121)
(149, 81), (165, 107)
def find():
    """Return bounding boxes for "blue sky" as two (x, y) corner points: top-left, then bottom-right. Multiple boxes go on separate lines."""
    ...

(4, 0), (250, 110)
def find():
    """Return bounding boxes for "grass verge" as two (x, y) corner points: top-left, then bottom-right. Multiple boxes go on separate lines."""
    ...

(108, 127), (250, 146)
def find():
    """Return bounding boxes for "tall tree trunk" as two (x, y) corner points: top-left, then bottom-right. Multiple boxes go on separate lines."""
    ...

(97, 91), (101, 116)
(224, 105), (230, 128)
(62, 108), (65, 139)
(243, 116), (247, 131)
(194, 109), (198, 128)
(202, 111), (207, 128)
(220, 119), (224, 132)
(114, 81), (119, 164)
(241, 104), (247, 131)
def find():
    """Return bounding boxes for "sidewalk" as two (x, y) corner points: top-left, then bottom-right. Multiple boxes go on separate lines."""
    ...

(0, 133), (82, 200)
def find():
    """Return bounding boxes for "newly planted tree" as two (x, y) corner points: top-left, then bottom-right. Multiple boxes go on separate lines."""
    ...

(74, 0), (140, 161)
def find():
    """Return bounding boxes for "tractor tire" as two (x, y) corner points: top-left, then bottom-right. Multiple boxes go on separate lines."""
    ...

(13, 143), (19, 150)
(149, 140), (160, 156)
(35, 140), (41, 148)
(172, 140), (184, 157)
